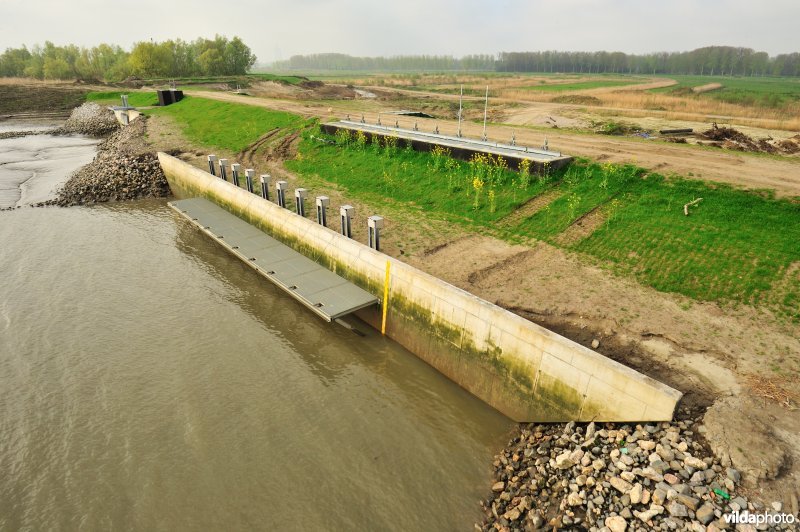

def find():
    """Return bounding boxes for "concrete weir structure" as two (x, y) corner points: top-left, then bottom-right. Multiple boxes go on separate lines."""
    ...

(320, 121), (573, 172)
(159, 153), (682, 422)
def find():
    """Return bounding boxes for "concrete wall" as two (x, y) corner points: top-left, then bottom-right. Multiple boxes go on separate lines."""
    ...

(159, 152), (682, 422)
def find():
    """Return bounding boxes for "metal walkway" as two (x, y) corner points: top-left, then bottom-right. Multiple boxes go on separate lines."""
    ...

(169, 198), (378, 322)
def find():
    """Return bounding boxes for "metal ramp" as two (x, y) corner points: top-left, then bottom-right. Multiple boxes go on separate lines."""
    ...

(169, 198), (378, 322)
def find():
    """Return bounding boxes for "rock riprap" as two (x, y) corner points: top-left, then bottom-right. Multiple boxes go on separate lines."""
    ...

(61, 102), (120, 136)
(55, 118), (169, 206)
(478, 419), (793, 531)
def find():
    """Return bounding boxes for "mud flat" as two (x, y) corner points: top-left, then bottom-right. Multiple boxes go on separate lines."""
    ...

(0, 131), (98, 209)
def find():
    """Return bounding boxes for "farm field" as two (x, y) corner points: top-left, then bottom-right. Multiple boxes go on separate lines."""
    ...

(649, 74), (800, 108)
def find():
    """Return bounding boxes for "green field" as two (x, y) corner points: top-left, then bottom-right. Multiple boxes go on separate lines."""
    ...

(651, 75), (800, 108)
(150, 96), (800, 320)
(573, 174), (800, 309)
(86, 91), (159, 107)
(146, 96), (307, 152)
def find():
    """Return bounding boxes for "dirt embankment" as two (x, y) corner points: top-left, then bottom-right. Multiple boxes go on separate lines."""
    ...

(0, 80), (91, 119)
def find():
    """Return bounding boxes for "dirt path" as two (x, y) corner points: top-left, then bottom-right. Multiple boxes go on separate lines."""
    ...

(188, 90), (800, 198)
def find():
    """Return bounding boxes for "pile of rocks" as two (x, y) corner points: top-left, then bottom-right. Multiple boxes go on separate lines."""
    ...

(61, 102), (120, 136)
(478, 419), (793, 531)
(55, 118), (169, 206)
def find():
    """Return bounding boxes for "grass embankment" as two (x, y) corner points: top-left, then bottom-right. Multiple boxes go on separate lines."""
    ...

(146, 95), (307, 152)
(86, 91), (159, 107)
(153, 96), (800, 321)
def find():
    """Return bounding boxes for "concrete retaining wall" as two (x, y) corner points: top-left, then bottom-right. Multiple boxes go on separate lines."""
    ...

(159, 152), (682, 422)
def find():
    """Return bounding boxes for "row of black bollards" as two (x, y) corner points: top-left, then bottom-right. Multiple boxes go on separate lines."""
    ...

(206, 154), (383, 251)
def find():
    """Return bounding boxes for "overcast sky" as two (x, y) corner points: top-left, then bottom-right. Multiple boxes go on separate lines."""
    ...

(1, 0), (797, 63)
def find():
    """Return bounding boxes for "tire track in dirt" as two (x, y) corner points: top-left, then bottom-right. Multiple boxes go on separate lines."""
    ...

(466, 250), (536, 285)
(554, 205), (607, 246)
(498, 189), (562, 227)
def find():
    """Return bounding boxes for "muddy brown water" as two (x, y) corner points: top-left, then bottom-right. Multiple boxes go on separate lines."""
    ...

(0, 130), (512, 530)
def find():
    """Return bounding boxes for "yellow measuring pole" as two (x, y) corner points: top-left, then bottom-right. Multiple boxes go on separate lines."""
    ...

(381, 260), (391, 335)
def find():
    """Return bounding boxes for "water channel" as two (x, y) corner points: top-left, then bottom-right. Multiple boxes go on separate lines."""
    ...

(0, 128), (512, 531)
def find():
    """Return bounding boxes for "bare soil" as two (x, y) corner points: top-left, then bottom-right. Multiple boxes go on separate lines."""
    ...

(0, 79), (95, 118)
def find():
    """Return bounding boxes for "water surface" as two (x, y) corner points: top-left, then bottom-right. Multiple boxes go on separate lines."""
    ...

(0, 133), (512, 531)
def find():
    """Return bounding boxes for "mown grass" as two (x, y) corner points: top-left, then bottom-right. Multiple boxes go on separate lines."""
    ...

(145, 95), (307, 152)
(508, 162), (800, 318)
(514, 164), (641, 239)
(650, 75), (800, 108)
(86, 91), (158, 107)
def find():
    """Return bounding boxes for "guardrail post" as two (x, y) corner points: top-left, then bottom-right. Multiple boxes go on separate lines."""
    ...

(294, 188), (308, 216)
(219, 159), (229, 181)
(231, 163), (241, 187)
(245, 169), (255, 193)
(207, 154), (217, 176)
(316, 196), (329, 227)
(340, 205), (354, 238)
(260, 174), (270, 200)
(276, 181), (287, 208)
(368, 216), (384, 251)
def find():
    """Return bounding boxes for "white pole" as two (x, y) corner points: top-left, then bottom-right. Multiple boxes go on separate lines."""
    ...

(457, 85), (463, 138)
(482, 85), (489, 141)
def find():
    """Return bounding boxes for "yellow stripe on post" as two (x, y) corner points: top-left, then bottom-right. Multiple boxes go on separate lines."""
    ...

(381, 260), (391, 335)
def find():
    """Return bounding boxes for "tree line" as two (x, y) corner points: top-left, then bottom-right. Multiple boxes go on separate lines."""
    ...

(274, 46), (800, 77)
(0, 36), (257, 81)
(276, 53), (496, 72)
